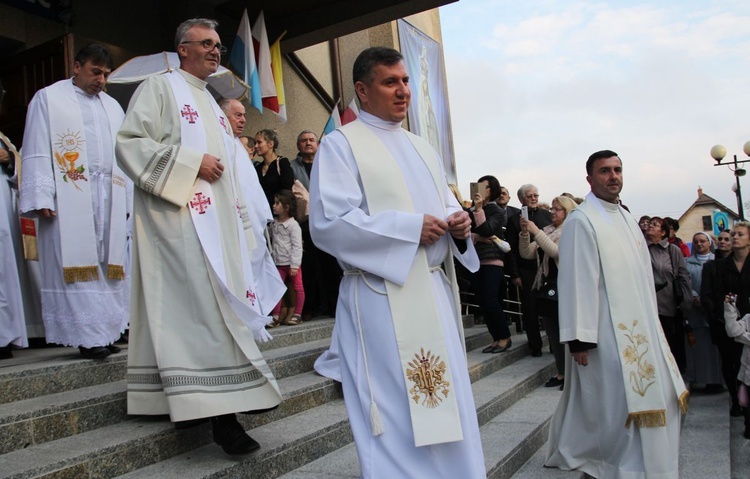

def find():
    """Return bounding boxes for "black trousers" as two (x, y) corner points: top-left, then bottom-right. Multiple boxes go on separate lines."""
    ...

(518, 267), (543, 352)
(471, 265), (511, 342)
(301, 225), (342, 317)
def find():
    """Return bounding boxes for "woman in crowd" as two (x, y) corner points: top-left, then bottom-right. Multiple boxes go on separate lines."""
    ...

(519, 195), (577, 389)
(470, 175), (512, 353)
(723, 291), (750, 439)
(254, 129), (295, 208)
(684, 232), (724, 392)
(645, 216), (692, 371)
(710, 224), (750, 416)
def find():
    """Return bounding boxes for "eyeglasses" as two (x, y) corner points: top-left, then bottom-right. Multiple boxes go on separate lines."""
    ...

(525, 194), (539, 199)
(181, 39), (227, 55)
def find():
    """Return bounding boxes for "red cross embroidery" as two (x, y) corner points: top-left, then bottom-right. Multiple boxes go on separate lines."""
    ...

(246, 290), (256, 305)
(190, 192), (211, 214)
(181, 105), (199, 124)
(219, 116), (227, 129)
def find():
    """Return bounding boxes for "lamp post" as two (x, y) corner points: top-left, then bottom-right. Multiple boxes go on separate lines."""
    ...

(710, 142), (750, 221)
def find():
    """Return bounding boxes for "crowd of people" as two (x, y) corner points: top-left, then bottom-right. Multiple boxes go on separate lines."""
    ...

(2, 15), (750, 479)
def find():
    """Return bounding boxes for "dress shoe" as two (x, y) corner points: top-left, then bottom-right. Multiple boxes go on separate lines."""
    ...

(0, 345), (13, 360)
(106, 344), (122, 354)
(730, 403), (743, 417)
(79, 346), (112, 360)
(545, 376), (564, 388)
(211, 414), (260, 455)
(482, 345), (495, 354)
(491, 339), (512, 353)
(531, 349), (543, 357)
(703, 384), (724, 394)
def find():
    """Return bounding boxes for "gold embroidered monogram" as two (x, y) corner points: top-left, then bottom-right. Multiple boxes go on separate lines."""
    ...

(618, 320), (656, 397)
(406, 348), (450, 409)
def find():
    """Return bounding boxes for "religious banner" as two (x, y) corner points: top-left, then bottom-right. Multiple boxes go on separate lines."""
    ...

(712, 210), (730, 236)
(397, 19), (457, 183)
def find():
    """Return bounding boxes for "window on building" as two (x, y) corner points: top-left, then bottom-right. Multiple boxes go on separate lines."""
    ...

(702, 215), (712, 231)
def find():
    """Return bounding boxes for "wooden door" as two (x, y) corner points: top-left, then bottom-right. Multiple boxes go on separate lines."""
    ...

(0, 33), (74, 147)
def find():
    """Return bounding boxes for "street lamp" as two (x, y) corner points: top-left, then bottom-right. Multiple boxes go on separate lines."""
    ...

(710, 141), (750, 221)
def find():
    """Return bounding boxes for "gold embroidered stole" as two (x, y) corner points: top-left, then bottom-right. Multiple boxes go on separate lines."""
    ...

(577, 194), (688, 428)
(340, 120), (464, 447)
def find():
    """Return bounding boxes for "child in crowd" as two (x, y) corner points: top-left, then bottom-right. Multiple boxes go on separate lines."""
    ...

(269, 190), (304, 327)
(724, 294), (750, 439)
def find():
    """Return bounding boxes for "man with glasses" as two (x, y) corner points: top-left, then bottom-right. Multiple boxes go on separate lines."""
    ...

(505, 184), (552, 356)
(116, 18), (284, 456)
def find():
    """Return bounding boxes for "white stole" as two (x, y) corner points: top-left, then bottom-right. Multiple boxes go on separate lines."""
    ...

(340, 120), (463, 447)
(46, 80), (127, 282)
(577, 192), (688, 427)
(166, 71), (272, 342)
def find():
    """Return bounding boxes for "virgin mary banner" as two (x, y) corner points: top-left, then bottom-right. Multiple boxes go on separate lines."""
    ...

(398, 19), (457, 183)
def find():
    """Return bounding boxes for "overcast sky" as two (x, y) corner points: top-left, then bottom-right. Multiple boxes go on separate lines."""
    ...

(439, 0), (750, 219)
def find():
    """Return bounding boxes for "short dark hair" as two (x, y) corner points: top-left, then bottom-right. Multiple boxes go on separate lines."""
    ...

(586, 149), (620, 176)
(352, 47), (403, 86)
(74, 44), (114, 70)
(274, 189), (296, 218)
(477, 175), (501, 202)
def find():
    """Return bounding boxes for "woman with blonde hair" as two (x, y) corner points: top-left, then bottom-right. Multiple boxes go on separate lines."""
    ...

(519, 195), (578, 389)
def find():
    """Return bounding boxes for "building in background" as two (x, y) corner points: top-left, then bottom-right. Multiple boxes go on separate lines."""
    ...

(678, 187), (740, 249)
(0, 0), (457, 178)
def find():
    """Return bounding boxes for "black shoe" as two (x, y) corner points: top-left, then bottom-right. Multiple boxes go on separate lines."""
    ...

(211, 414), (260, 455)
(482, 345), (495, 353)
(106, 344), (122, 354)
(531, 349), (543, 357)
(731, 403), (743, 417)
(79, 346), (112, 360)
(545, 377), (564, 388)
(744, 426), (750, 440)
(559, 384), (564, 391)
(0, 345), (12, 360)
(491, 339), (512, 353)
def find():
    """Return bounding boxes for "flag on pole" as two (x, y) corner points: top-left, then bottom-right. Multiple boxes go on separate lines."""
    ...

(341, 98), (359, 125)
(251, 11), (278, 114)
(228, 9), (262, 112)
(268, 36), (287, 122)
(321, 100), (342, 138)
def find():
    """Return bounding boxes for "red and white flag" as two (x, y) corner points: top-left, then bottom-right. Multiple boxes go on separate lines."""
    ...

(341, 98), (359, 125)
(251, 11), (278, 115)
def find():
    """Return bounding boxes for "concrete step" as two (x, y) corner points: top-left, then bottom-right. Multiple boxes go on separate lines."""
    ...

(730, 411), (750, 479)
(275, 362), (559, 479)
(0, 319), (335, 405)
(0, 323), (497, 454)
(0, 329), (533, 478)
(512, 387), (742, 479)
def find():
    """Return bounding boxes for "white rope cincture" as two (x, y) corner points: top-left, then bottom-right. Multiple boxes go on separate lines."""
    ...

(344, 269), (387, 436)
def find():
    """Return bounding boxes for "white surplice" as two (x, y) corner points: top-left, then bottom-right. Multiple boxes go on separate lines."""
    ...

(309, 111), (486, 478)
(0, 142), (27, 349)
(116, 70), (282, 422)
(19, 81), (130, 348)
(545, 194), (681, 479)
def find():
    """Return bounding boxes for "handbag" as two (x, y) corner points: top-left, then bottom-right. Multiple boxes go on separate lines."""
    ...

(535, 259), (558, 318)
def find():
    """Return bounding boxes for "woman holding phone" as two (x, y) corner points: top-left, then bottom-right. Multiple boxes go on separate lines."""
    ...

(469, 175), (512, 353)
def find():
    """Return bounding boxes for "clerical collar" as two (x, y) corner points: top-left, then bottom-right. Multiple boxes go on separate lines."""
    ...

(359, 110), (403, 131)
(594, 195), (620, 213)
(178, 68), (207, 90)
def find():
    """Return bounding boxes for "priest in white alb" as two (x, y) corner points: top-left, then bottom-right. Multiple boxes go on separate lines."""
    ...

(545, 150), (687, 478)
(309, 47), (486, 478)
(116, 18), (284, 456)
(19, 44), (131, 360)
(1, 131), (28, 359)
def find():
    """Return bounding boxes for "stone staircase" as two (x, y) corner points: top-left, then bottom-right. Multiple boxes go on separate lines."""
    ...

(1, 317), (746, 478)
